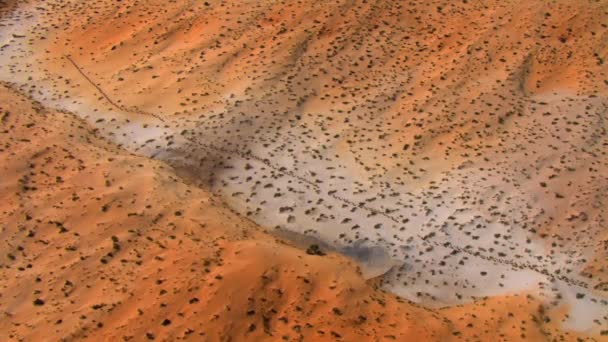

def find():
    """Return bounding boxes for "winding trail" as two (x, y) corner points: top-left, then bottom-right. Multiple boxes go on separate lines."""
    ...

(64, 55), (166, 122)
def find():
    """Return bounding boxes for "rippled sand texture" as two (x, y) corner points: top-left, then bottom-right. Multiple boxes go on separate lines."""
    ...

(1, 0), (607, 340)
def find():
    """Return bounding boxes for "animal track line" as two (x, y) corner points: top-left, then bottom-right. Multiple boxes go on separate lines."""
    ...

(64, 54), (166, 122)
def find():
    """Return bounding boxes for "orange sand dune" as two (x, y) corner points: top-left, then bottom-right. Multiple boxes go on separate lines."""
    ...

(0, 83), (589, 341)
(1, 0), (608, 340)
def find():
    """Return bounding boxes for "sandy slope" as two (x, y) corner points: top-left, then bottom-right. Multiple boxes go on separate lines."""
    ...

(1, 82), (585, 341)
(1, 0), (607, 340)
(0, 82), (433, 340)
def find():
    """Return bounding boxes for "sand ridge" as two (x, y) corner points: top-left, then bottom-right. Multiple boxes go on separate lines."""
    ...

(1, 81), (586, 341)
(1, 0), (608, 340)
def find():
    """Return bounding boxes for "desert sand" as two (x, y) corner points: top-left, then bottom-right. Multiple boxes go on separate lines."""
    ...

(1, 0), (607, 340)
